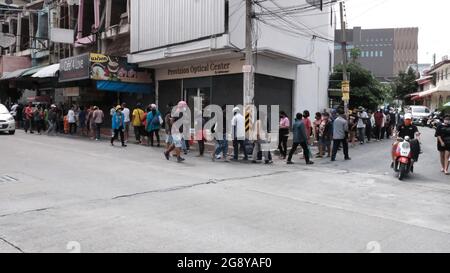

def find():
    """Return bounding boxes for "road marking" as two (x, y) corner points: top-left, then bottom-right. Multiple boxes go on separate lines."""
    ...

(0, 175), (19, 183)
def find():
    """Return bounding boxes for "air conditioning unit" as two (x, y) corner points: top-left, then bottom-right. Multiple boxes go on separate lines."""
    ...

(443, 55), (449, 61)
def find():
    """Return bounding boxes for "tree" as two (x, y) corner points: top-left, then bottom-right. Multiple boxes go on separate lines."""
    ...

(393, 67), (419, 103)
(330, 62), (387, 111)
(350, 48), (361, 63)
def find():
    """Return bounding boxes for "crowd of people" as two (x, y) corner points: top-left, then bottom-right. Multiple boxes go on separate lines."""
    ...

(6, 100), (450, 175)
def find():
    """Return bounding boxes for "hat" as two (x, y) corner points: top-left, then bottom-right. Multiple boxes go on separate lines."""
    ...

(404, 113), (412, 120)
(51, 104), (56, 108)
(115, 105), (122, 111)
(233, 107), (240, 113)
(358, 106), (364, 111)
(151, 104), (157, 109)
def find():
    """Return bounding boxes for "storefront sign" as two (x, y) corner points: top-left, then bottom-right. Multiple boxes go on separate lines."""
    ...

(157, 59), (245, 81)
(59, 53), (90, 82)
(63, 87), (80, 97)
(90, 53), (153, 84)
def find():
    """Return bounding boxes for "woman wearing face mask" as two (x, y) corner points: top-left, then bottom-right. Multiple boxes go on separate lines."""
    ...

(435, 115), (450, 175)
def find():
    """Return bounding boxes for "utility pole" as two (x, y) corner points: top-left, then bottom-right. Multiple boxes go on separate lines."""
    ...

(339, 1), (349, 115)
(243, 0), (255, 136)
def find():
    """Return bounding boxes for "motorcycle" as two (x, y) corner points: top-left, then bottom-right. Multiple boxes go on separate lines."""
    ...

(427, 114), (441, 129)
(392, 136), (414, 180)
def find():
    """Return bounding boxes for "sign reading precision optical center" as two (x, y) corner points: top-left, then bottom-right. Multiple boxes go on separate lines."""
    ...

(156, 59), (245, 81)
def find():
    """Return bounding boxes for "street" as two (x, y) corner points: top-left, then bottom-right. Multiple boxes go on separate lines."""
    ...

(0, 128), (449, 253)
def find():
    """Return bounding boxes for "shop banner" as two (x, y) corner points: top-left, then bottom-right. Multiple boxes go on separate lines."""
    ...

(156, 58), (245, 81)
(59, 53), (90, 82)
(90, 53), (153, 84)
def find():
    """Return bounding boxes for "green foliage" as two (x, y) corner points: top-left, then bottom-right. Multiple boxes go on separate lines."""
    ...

(330, 62), (390, 111)
(393, 67), (419, 103)
(350, 48), (361, 63)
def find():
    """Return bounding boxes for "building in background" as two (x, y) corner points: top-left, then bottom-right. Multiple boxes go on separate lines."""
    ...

(335, 27), (418, 81)
(0, 0), (154, 113)
(128, 0), (337, 117)
(413, 57), (450, 111)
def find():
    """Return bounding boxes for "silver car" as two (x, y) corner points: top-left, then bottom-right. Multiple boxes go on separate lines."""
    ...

(0, 104), (16, 135)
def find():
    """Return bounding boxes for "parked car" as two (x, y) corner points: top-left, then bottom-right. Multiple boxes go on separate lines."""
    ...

(0, 104), (16, 135)
(407, 106), (431, 126)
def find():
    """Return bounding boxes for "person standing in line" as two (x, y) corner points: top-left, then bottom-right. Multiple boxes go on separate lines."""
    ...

(146, 104), (162, 147)
(212, 106), (229, 162)
(24, 102), (34, 134)
(163, 103), (185, 163)
(317, 112), (332, 158)
(47, 105), (57, 136)
(132, 103), (146, 144)
(78, 106), (87, 136)
(348, 110), (357, 147)
(68, 105), (77, 135)
(374, 109), (384, 141)
(111, 105), (127, 147)
(16, 103), (23, 129)
(231, 107), (248, 161)
(34, 105), (44, 135)
(252, 111), (273, 164)
(278, 111), (290, 159)
(86, 106), (94, 139)
(303, 110), (312, 145)
(313, 112), (322, 155)
(436, 115), (450, 175)
(331, 109), (351, 162)
(287, 113), (314, 165)
(92, 106), (104, 141)
(110, 104), (116, 117)
(356, 107), (368, 144)
(121, 103), (131, 143)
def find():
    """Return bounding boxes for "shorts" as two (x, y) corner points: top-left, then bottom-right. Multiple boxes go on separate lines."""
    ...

(319, 138), (331, 146)
(437, 143), (450, 152)
(172, 135), (183, 148)
(166, 135), (173, 144)
(125, 122), (130, 132)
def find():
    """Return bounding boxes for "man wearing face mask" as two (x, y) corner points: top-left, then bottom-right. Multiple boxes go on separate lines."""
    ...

(391, 113), (421, 168)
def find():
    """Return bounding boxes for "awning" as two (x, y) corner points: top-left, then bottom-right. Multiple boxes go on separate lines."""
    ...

(418, 85), (450, 98)
(32, 64), (60, 78)
(96, 81), (154, 94)
(21, 66), (47, 77)
(418, 88), (438, 98)
(411, 96), (422, 101)
(0, 67), (31, 80)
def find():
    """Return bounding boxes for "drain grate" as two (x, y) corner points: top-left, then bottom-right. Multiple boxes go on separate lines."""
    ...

(0, 175), (19, 183)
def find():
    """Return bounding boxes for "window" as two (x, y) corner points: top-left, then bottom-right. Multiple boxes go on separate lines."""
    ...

(370, 51), (374, 57)
(446, 68), (448, 80)
(375, 51), (378, 57)
(380, 51), (383, 57)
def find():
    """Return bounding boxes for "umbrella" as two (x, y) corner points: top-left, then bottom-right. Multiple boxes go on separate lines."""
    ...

(444, 102), (450, 107)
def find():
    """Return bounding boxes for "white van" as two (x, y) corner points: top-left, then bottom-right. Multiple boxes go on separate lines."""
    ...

(408, 106), (430, 126)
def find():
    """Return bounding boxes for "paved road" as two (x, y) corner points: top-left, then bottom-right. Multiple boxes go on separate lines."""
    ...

(0, 127), (448, 253)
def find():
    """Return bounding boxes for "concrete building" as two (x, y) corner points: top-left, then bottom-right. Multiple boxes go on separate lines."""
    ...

(128, 0), (337, 117)
(414, 58), (450, 111)
(335, 27), (418, 81)
(0, 0), (153, 110)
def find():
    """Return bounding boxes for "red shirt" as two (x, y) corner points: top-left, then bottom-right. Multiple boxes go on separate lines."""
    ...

(303, 118), (312, 137)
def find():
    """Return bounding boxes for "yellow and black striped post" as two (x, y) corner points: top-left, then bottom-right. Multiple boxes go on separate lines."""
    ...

(245, 105), (253, 138)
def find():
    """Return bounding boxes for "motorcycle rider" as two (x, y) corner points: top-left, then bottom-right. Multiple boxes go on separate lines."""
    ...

(391, 113), (421, 168)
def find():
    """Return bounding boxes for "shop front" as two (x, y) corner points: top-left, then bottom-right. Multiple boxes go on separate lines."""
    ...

(59, 53), (155, 114)
(156, 58), (293, 118)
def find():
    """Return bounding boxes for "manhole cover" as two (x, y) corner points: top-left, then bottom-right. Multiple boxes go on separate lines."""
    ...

(0, 175), (19, 183)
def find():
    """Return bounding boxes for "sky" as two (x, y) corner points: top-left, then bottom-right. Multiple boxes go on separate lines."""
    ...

(342, 0), (449, 64)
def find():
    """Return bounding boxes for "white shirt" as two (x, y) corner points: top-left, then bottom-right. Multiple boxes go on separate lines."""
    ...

(68, 110), (76, 123)
(122, 108), (130, 123)
(357, 111), (368, 128)
(231, 113), (245, 140)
